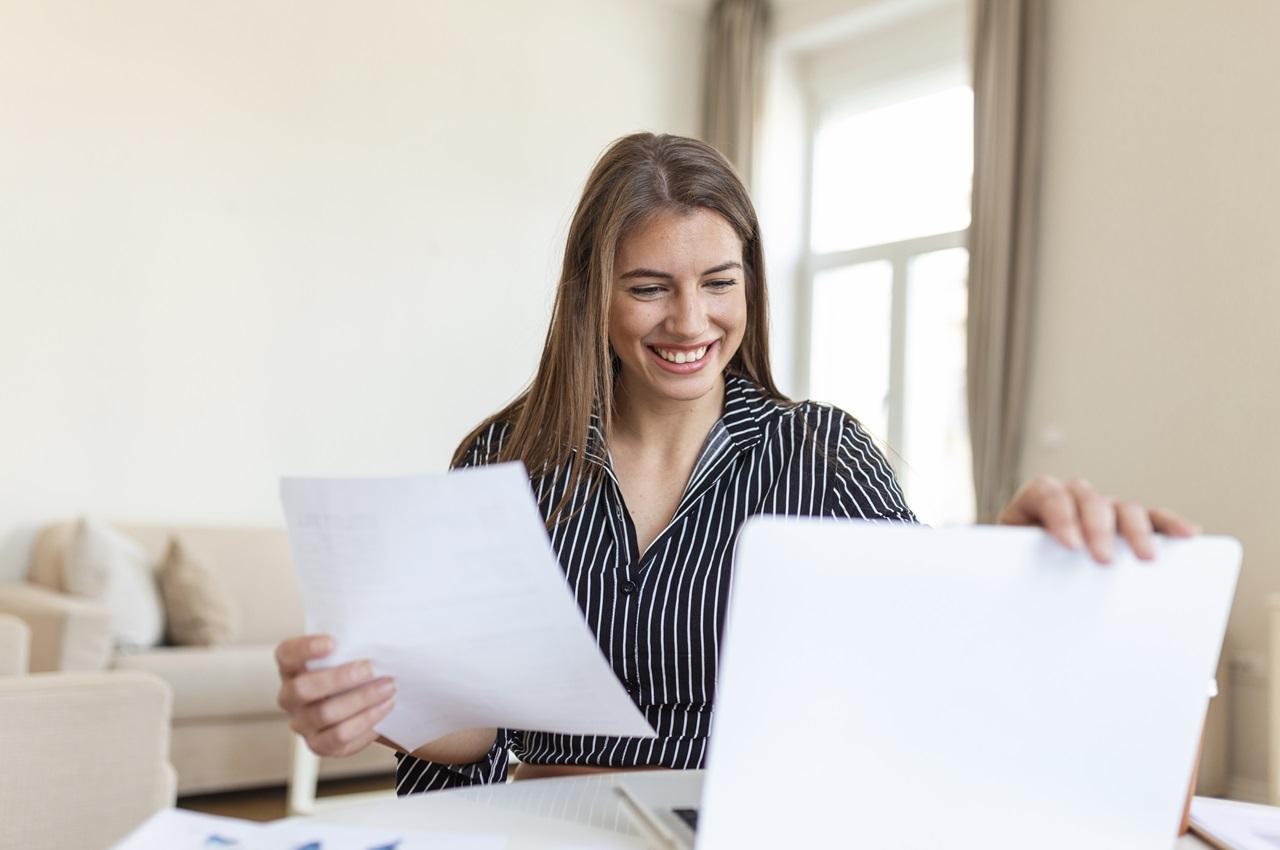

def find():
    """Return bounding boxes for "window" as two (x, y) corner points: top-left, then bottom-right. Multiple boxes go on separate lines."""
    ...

(804, 83), (974, 525)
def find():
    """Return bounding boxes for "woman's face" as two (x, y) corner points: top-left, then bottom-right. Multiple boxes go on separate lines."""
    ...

(609, 208), (747, 406)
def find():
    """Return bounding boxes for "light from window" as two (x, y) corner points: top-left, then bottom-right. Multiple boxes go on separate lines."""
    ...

(811, 86), (973, 254)
(808, 261), (893, 448)
(903, 247), (973, 525)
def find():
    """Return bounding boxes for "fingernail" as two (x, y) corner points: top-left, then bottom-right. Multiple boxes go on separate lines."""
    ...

(314, 636), (334, 654)
(377, 678), (396, 697)
(1066, 529), (1084, 549)
(380, 699), (396, 714)
(356, 661), (374, 681)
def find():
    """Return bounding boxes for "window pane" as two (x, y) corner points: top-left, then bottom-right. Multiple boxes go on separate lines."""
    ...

(808, 261), (892, 445)
(902, 247), (973, 525)
(811, 87), (973, 253)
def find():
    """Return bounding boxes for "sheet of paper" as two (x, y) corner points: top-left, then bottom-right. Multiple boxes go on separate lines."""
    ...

(279, 462), (655, 753)
(1192, 796), (1280, 850)
(111, 809), (259, 849)
(112, 808), (507, 850)
(257, 816), (506, 850)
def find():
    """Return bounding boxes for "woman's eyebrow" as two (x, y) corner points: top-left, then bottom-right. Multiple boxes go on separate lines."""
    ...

(619, 261), (742, 280)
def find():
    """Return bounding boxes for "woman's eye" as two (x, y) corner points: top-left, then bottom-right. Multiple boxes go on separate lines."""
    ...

(707, 279), (738, 290)
(630, 285), (664, 297)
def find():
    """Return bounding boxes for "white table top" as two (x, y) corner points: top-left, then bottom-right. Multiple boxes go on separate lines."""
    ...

(311, 769), (1214, 849)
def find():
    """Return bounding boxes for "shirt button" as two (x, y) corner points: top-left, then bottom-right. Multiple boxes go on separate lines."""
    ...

(621, 580), (638, 595)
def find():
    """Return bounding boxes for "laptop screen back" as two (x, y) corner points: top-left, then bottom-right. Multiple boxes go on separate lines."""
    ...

(698, 520), (1239, 850)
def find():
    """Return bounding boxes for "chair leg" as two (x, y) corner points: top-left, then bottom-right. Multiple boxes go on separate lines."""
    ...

(287, 735), (321, 816)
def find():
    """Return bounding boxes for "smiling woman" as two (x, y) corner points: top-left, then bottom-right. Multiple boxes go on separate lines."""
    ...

(271, 132), (1198, 796)
(449, 133), (784, 529)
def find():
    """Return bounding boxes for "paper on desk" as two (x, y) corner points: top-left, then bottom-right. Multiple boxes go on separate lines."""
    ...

(1191, 796), (1280, 850)
(280, 463), (655, 753)
(111, 808), (508, 849)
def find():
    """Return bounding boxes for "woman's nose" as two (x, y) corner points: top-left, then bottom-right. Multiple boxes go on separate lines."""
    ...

(668, 290), (709, 338)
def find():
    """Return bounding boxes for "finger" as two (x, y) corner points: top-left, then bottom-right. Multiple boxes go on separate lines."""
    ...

(302, 677), (397, 734)
(1031, 479), (1084, 551)
(309, 697), (395, 757)
(279, 659), (375, 712)
(1068, 479), (1116, 564)
(1149, 507), (1200, 537)
(275, 634), (335, 678)
(333, 727), (382, 759)
(1116, 501), (1156, 561)
(997, 475), (1059, 527)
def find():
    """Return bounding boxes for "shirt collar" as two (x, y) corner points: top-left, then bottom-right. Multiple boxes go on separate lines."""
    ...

(720, 371), (786, 452)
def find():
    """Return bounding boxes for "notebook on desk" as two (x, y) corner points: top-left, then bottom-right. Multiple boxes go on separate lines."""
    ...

(621, 521), (1240, 850)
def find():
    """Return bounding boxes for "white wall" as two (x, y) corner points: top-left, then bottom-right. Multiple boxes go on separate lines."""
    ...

(0, 0), (704, 578)
(1024, 0), (1280, 800)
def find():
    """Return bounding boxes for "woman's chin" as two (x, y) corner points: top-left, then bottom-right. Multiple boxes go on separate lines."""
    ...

(640, 368), (724, 403)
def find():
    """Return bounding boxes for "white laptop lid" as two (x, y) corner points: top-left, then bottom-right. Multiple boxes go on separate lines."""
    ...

(698, 520), (1240, 850)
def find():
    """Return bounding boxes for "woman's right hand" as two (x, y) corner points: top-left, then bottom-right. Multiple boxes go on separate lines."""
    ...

(275, 634), (397, 758)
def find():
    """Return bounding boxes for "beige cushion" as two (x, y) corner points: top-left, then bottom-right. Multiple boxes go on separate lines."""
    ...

(157, 538), (237, 646)
(64, 518), (165, 650)
(29, 522), (304, 645)
(113, 644), (282, 721)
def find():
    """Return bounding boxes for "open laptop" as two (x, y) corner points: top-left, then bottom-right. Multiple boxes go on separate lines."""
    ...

(621, 519), (1239, 850)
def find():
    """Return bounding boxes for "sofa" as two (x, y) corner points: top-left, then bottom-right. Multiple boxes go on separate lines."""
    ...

(0, 612), (175, 849)
(0, 521), (392, 795)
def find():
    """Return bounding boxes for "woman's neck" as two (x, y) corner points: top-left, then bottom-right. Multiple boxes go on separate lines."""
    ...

(609, 372), (726, 460)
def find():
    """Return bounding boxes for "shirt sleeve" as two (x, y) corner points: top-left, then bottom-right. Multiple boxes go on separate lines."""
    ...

(393, 729), (521, 795)
(828, 411), (919, 523)
(393, 421), (520, 795)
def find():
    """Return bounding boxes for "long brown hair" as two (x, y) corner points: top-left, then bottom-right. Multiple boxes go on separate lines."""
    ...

(453, 132), (787, 524)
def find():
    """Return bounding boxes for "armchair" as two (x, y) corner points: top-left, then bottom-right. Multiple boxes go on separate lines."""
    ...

(0, 613), (176, 850)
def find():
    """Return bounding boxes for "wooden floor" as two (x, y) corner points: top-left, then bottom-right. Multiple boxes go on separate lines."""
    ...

(178, 773), (396, 822)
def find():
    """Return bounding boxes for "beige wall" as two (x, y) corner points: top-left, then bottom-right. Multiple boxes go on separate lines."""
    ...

(0, 0), (704, 578)
(1024, 0), (1280, 799)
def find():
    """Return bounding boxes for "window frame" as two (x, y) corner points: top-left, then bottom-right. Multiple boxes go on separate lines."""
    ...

(795, 71), (973, 529)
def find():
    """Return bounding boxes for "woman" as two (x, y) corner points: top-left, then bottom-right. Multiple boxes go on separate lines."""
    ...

(274, 132), (1197, 795)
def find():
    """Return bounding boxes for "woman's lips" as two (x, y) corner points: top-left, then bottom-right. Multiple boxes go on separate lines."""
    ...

(646, 339), (720, 374)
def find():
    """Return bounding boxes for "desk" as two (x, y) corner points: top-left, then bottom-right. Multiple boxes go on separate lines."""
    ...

(308, 769), (1215, 849)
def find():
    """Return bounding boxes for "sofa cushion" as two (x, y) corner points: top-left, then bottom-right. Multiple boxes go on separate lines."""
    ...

(157, 538), (237, 646)
(64, 518), (165, 650)
(113, 645), (282, 721)
(29, 522), (305, 645)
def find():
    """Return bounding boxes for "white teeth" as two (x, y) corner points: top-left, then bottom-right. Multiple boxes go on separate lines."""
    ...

(655, 345), (709, 364)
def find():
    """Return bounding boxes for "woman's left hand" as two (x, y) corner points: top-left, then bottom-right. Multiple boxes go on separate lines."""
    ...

(996, 475), (1200, 563)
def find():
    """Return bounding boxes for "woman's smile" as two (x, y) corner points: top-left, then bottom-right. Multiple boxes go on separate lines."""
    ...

(647, 338), (720, 372)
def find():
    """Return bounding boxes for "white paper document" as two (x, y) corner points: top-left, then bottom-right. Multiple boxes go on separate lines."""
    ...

(279, 463), (655, 753)
(112, 808), (507, 850)
(1191, 796), (1280, 850)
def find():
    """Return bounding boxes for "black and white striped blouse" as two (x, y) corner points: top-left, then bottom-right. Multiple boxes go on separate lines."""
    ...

(394, 371), (917, 796)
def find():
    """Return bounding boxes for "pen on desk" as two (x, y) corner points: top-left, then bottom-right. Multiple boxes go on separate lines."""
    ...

(613, 783), (679, 849)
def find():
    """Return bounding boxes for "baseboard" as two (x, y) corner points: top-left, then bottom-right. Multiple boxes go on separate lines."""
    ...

(1225, 775), (1271, 804)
